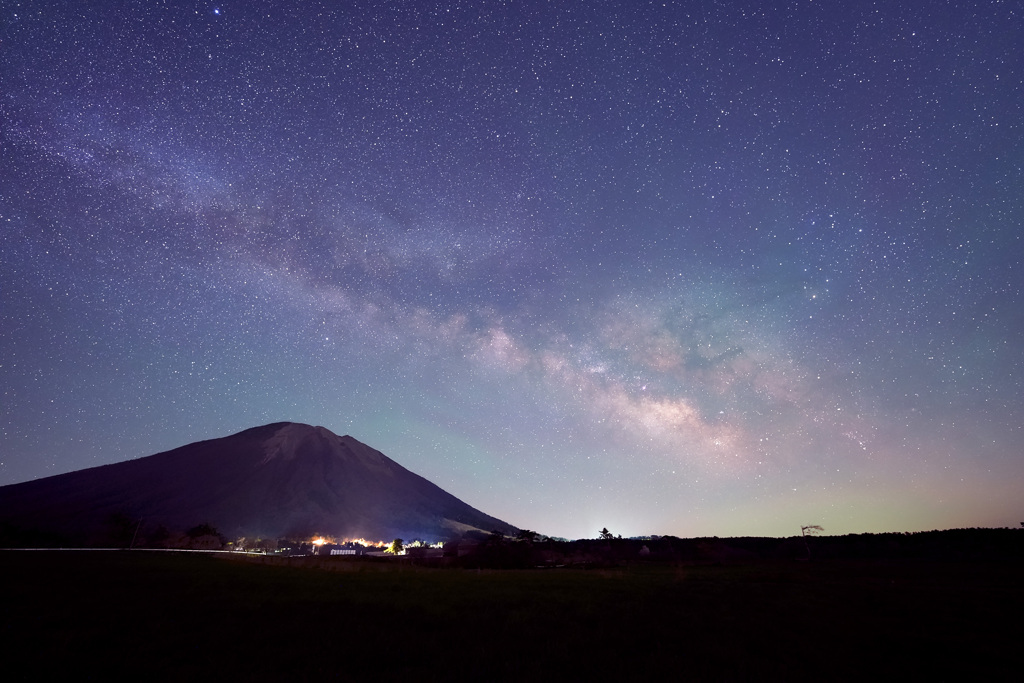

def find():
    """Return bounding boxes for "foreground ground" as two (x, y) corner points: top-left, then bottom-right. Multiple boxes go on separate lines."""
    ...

(2, 551), (1019, 681)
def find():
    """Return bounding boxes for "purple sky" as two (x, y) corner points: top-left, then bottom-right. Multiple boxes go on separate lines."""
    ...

(2, 1), (1021, 539)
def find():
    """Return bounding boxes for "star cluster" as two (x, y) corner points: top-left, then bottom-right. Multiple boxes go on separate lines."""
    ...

(2, 1), (1021, 539)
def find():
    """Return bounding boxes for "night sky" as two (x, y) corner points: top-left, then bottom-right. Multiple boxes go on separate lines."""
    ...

(2, 1), (1022, 540)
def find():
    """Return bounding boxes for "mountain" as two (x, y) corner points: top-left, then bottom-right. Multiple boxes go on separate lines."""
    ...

(0, 422), (517, 546)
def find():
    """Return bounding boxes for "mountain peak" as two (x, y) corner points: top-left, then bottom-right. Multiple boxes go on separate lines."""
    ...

(260, 422), (338, 463)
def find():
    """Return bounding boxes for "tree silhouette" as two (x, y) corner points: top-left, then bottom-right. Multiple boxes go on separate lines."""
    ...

(599, 527), (614, 541)
(187, 522), (220, 539)
(801, 525), (824, 560)
(516, 529), (539, 544)
(185, 522), (224, 550)
(385, 538), (404, 555)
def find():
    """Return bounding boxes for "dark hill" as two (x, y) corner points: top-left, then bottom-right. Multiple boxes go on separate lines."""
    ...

(0, 423), (517, 546)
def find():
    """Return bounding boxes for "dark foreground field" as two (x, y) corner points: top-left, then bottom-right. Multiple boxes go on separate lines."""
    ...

(2, 551), (1020, 681)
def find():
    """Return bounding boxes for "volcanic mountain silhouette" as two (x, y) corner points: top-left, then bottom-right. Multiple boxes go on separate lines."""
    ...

(0, 422), (517, 545)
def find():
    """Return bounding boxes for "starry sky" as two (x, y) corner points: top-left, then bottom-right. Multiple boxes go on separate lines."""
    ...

(2, 1), (1022, 540)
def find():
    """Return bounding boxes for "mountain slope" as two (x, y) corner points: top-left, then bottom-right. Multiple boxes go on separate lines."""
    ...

(0, 422), (517, 545)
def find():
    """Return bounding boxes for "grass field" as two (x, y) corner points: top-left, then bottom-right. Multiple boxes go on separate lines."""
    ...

(2, 550), (1019, 681)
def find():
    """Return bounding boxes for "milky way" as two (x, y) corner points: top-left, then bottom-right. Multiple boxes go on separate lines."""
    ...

(2, 1), (1021, 539)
